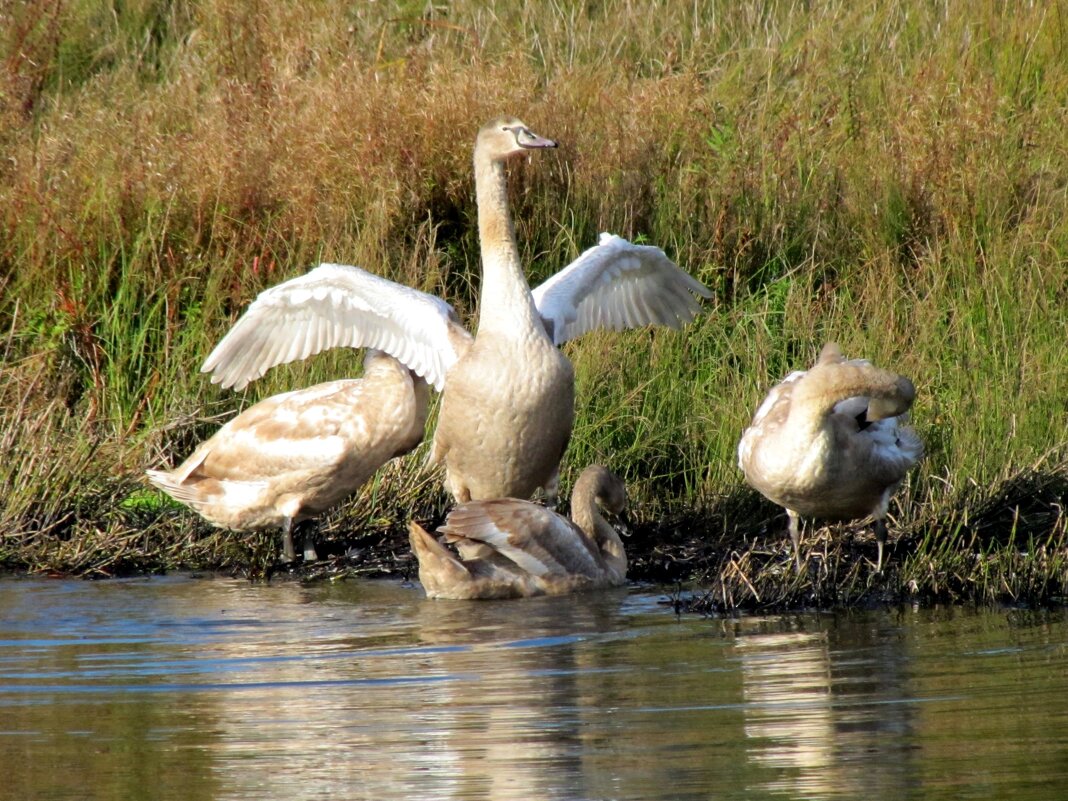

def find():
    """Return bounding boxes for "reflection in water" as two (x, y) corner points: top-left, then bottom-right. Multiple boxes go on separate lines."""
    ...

(740, 630), (836, 782)
(737, 618), (917, 800)
(201, 587), (630, 800)
(0, 578), (225, 801)
(406, 597), (616, 800)
(1, 577), (1067, 800)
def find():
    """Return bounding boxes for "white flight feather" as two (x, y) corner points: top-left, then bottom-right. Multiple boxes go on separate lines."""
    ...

(531, 233), (712, 345)
(201, 263), (468, 392)
(202, 234), (710, 389)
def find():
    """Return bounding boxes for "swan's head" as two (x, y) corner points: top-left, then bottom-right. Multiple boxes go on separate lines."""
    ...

(866, 376), (916, 421)
(576, 464), (627, 516)
(476, 117), (557, 163)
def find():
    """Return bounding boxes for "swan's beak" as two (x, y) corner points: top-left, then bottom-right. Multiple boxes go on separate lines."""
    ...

(516, 128), (557, 150)
(867, 376), (916, 421)
(615, 509), (633, 537)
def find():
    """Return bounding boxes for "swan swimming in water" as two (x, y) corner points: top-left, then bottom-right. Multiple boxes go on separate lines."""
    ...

(737, 343), (923, 571)
(201, 117), (712, 505)
(409, 464), (628, 599)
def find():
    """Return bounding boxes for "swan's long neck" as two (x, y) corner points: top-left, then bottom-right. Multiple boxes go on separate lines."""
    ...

(791, 362), (914, 424)
(572, 477), (627, 577)
(474, 155), (544, 336)
(592, 517), (627, 577)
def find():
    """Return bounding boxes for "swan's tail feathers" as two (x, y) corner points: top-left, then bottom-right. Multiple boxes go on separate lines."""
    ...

(144, 468), (225, 514)
(145, 468), (195, 504)
(408, 521), (472, 595)
(145, 469), (268, 519)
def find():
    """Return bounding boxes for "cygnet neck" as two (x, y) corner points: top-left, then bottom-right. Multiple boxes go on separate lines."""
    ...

(473, 155), (544, 337)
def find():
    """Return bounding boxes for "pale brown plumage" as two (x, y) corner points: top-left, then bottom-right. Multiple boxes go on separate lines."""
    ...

(409, 465), (628, 600)
(737, 343), (923, 570)
(429, 119), (712, 505)
(196, 117), (710, 509)
(147, 351), (429, 562)
(428, 118), (574, 504)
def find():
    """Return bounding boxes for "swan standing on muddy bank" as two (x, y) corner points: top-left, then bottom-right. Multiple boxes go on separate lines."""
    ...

(201, 117), (712, 506)
(146, 349), (431, 562)
(738, 343), (923, 571)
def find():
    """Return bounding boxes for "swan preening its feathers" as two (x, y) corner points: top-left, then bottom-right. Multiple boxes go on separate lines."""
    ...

(409, 465), (629, 599)
(149, 116), (710, 572)
(738, 343), (923, 571)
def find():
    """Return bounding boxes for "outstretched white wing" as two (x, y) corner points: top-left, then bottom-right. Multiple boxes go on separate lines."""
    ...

(531, 233), (712, 345)
(201, 263), (472, 391)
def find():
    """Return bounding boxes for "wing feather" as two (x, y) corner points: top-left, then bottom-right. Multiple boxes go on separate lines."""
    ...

(532, 233), (712, 345)
(201, 263), (472, 391)
(439, 499), (606, 578)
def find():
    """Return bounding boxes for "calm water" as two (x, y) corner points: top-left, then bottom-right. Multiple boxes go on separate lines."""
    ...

(0, 575), (1065, 801)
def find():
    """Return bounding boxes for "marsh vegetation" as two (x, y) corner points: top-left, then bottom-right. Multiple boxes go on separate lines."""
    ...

(1, 0), (1065, 609)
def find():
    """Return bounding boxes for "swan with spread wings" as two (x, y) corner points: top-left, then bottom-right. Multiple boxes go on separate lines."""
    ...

(200, 117), (711, 506)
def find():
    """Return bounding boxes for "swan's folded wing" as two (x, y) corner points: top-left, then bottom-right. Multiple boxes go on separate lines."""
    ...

(201, 263), (472, 391)
(531, 233), (712, 345)
(439, 499), (603, 578)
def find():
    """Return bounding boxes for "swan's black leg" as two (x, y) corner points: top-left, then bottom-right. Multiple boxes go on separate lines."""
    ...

(788, 510), (803, 570)
(874, 517), (887, 573)
(282, 518), (296, 563)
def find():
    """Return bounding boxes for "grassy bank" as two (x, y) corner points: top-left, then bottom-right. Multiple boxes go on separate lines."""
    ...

(1, 0), (1065, 609)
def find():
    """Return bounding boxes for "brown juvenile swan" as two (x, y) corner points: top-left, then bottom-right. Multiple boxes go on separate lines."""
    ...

(200, 117), (711, 506)
(408, 464), (628, 599)
(147, 347), (430, 563)
(737, 343), (923, 571)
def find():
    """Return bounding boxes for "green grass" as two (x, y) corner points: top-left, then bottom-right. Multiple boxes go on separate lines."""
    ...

(1, 0), (1065, 606)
